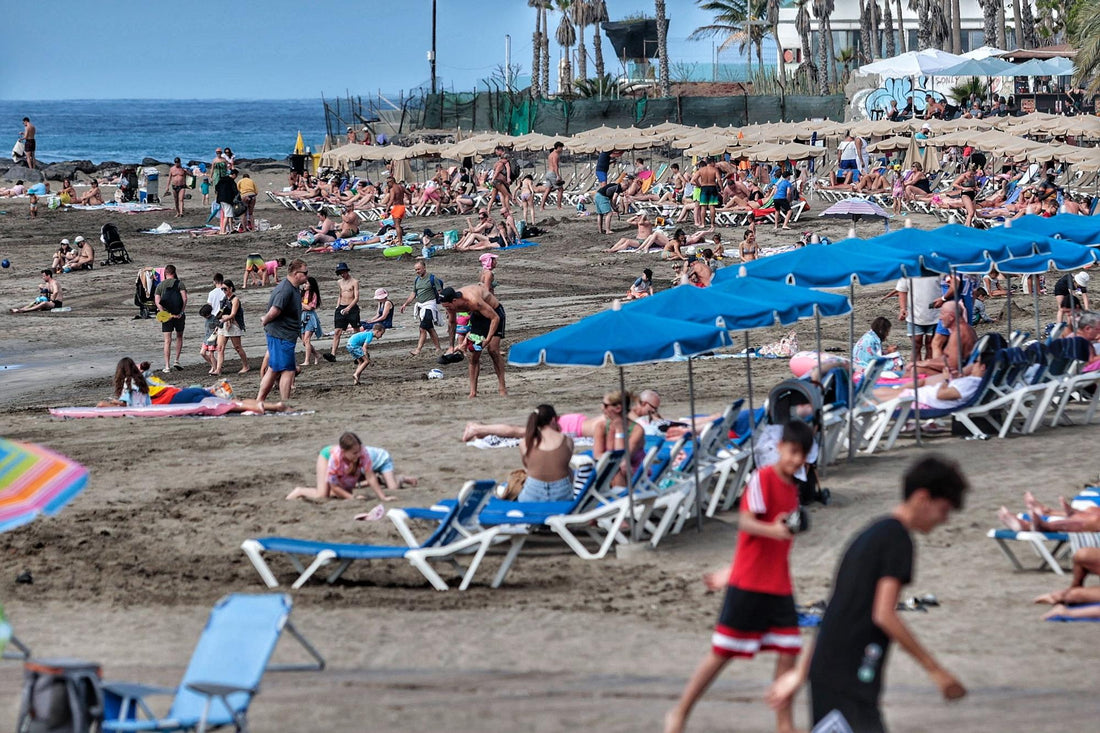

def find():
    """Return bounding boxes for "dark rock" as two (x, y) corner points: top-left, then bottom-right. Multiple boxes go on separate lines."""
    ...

(141, 157), (163, 167)
(73, 160), (97, 174)
(95, 161), (122, 172)
(2, 164), (43, 183)
(43, 161), (83, 181)
(247, 160), (291, 171)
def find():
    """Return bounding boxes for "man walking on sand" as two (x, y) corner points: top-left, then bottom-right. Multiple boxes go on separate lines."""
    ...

(439, 285), (507, 398)
(323, 262), (359, 362)
(168, 157), (188, 217)
(258, 259), (308, 404)
(766, 454), (968, 732)
(20, 117), (36, 170)
(540, 141), (565, 210)
(400, 259), (444, 356)
(383, 178), (408, 243)
(154, 264), (187, 373)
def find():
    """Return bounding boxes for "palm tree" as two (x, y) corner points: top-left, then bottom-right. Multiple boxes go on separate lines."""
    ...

(570, 1), (592, 82)
(837, 46), (857, 82)
(1021, 0), (1039, 47)
(978, 0), (1000, 49)
(794, 0), (819, 84)
(813, 0), (836, 94)
(541, 3), (551, 96)
(766, 0), (782, 69)
(858, 0), (870, 64)
(529, 0), (545, 98)
(930, 0), (950, 49)
(689, 0), (769, 80)
(590, 0), (609, 79)
(1072, 0), (1100, 91)
(951, 0), (962, 54)
(555, 1), (576, 95)
(910, 0), (933, 50)
(656, 0), (671, 96)
(1012, 0), (1023, 48)
(882, 0), (897, 57)
(896, 0), (907, 51)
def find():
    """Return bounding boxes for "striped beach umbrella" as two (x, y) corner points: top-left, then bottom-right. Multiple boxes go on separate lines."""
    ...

(0, 438), (89, 534)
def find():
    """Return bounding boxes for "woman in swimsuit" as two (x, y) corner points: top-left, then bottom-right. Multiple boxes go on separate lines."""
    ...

(949, 164), (979, 227)
(478, 253), (497, 293)
(95, 357), (284, 413)
(738, 229), (759, 261)
(518, 404), (576, 502)
(607, 213), (655, 253)
(363, 288), (395, 337)
(592, 390), (647, 488)
(903, 163), (931, 201)
(518, 174), (537, 225)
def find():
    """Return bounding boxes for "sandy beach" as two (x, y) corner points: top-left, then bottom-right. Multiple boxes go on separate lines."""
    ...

(2, 171), (1098, 732)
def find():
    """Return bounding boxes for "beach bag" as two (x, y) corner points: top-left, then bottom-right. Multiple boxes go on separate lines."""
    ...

(17, 660), (104, 733)
(443, 229), (460, 247)
(231, 195), (248, 218)
(496, 469), (526, 500)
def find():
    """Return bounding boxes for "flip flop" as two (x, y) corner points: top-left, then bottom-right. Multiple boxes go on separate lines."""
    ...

(322, 353), (336, 362)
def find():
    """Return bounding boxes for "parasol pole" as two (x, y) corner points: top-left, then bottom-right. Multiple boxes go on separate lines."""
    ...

(619, 365), (637, 542)
(847, 280), (857, 460)
(688, 357), (704, 532)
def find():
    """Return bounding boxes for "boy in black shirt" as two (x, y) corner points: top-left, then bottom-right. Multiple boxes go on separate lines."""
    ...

(766, 455), (969, 732)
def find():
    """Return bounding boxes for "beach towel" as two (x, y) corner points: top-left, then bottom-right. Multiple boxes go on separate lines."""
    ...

(1045, 603), (1100, 622)
(143, 222), (218, 235)
(467, 435), (594, 450)
(69, 202), (168, 213)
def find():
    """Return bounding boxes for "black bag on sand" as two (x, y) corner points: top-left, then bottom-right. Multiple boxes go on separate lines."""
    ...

(17, 659), (103, 733)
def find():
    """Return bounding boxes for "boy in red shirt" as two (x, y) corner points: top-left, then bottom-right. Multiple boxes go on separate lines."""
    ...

(665, 421), (814, 733)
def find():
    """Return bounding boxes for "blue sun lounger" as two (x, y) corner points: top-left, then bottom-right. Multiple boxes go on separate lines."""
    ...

(101, 593), (323, 733)
(241, 480), (500, 590)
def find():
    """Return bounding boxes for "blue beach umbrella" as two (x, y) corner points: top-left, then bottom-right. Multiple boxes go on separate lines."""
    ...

(508, 304), (732, 538)
(715, 242), (950, 288)
(1010, 214), (1100, 246)
(873, 224), (1049, 263)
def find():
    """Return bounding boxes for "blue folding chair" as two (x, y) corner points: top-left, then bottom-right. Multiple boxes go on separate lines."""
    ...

(102, 593), (323, 733)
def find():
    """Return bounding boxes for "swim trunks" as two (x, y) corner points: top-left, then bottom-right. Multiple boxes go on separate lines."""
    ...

(698, 185), (720, 206)
(390, 205), (406, 221)
(334, 304), (361, 330)
(469, 303), (506, 341)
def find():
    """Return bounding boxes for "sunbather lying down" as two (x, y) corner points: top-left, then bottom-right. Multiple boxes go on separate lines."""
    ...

(870, 354), (988, 409)
(998, 491), (1100, 533)
(1034, 545), (1100, 616)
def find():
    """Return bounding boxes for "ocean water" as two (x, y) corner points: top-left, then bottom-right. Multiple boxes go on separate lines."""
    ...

(0, 99), (330, 165)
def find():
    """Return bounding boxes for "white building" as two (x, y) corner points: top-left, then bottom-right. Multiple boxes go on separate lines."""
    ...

(775, 0), (1012, 65)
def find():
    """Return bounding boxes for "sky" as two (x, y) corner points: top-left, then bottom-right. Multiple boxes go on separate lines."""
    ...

(0, 0), (775, 100)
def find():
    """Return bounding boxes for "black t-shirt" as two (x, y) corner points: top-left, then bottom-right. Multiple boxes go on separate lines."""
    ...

(598, 182), (622, 198)
(1054, 273), (1085, 299)
(215, 176), (238, 204)
(808, 516), (913, 704)
(596, 151), (612, 173)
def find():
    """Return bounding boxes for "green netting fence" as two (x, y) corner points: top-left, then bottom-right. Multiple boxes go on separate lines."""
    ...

(419, 92), (845, 135)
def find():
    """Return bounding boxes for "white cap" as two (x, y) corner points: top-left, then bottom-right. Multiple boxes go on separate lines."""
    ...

(1075, 271), (1090, 287)
(60, 238), (70, 245)
(921, 122), (932, 131)
(74, 235), (85, 243)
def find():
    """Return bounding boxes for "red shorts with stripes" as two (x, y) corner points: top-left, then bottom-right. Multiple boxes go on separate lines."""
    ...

(711, 586), (802, 659)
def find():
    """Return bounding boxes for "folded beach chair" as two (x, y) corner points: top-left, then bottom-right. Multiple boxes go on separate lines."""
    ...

(1023, 337), (1100, 433)
(241, 480), (501, 590)
(101, 593), (323, 733)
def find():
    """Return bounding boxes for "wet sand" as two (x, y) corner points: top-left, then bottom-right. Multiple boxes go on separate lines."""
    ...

(1, 172), (1097, 731)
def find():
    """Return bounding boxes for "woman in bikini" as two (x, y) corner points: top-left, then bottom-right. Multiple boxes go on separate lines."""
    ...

(518, 405), (576, 502)
(518, 174), (537, 225)
(948, 163), (979, 227)
(607, 212), (655, 253)
(592, 390), (647, 488)
(738, 229), (759, 262)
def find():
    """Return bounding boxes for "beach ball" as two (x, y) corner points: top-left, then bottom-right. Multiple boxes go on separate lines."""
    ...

(427, 369), (444, 380)
(1, 260), (9, 268)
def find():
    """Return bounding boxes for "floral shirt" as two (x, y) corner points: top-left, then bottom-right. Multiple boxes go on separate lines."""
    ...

(327, 446), (372, 490)
(852, 330), (884, 371)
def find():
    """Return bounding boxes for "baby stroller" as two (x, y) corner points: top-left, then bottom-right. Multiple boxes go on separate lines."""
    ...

(101, 222), (131, 266)
(761, 378), (830, 506)
(117, 169), (139, 203)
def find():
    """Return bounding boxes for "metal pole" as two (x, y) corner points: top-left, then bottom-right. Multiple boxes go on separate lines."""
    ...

(430, 0), (438, 94)
(847, 281), (856, 460)
(619, 366), (637, 542)
(814, 309), (826, 477)
(505, 35), (512, 93)
(1006, 274), (1013, 335)
(908, 278), (922, 445)
(952, 267), (963, 378)
(688, 358), (704, 532)
(1034, 284), (1041, 337)
(744, 331), (758, 462)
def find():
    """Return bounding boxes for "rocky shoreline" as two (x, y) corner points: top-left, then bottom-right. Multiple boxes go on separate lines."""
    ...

(0, 156), (292, 184)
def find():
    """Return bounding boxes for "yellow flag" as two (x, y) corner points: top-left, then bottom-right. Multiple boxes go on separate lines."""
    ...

(294, 131), (305, 155)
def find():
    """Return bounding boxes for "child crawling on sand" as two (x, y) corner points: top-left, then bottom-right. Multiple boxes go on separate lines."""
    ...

(286, 432), (417, 501)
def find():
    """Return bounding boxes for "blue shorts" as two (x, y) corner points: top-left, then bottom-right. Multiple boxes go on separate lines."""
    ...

(595, 170), (608, 183)
(518, 476), (573, 502)
(266, 335), (297, 373)
(347, 343), (366, 360)
(301, 309), (322, 337)
(594, 193), (613, 215)
(906, 322), (937, 337)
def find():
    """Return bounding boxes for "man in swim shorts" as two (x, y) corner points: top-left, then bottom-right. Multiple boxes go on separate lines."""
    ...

(693, 157), (720, 229)
(168, 157), (188, 217)
(11, 270), (62, 313)
(258, 259), (307, 404)
(383, 178), (408, 244)
(20, 117), (36, 170)
(439, 285), (507, 399)
(325, 262), (360, 362)
(540, 141), (566, 210)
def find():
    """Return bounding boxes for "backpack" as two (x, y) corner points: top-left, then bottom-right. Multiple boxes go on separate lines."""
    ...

(158, 280), (183, 315)
(17, 659), (104, 733)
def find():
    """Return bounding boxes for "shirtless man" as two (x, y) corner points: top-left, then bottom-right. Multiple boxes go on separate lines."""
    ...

(20, 117), (36, 170)
(323, 262), (360, 362)
(903, 304), (975, 377)
(383, 178), (408, 243)
(11, 270), (61, 312)
(337, 203), (360, 238)
(488, 145), (513, 213)
(606, 212), (655, 252)
(68, 236), (94, 270)
(76, 179), (104, 205)
(439, 285), (507, 398)
(540, 141), (566, 210)
(168, 157), (188, 217)
(693, 158), (721, 229)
